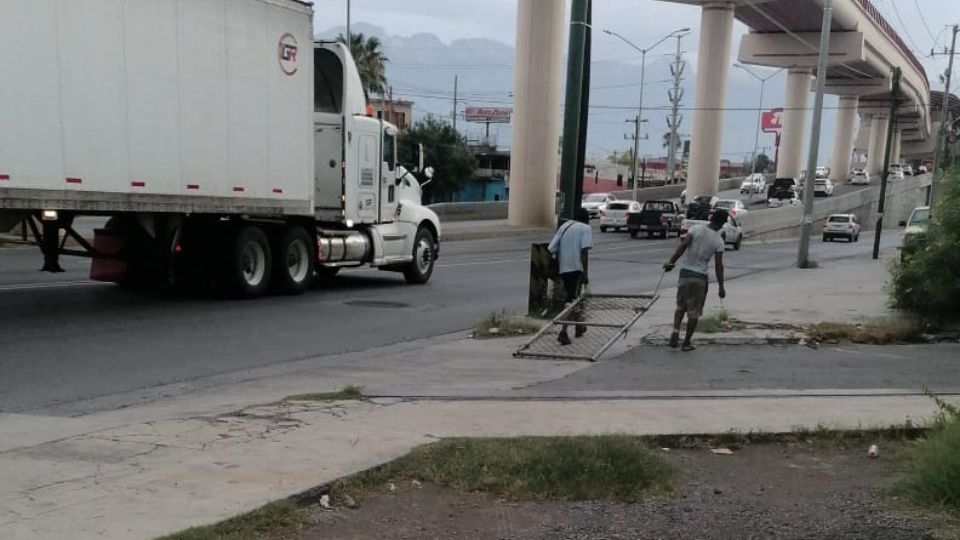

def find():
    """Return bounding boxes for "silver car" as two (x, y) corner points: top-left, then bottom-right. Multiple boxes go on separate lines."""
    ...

(822, 214), (861, 242)
(581, 193), (615, 219)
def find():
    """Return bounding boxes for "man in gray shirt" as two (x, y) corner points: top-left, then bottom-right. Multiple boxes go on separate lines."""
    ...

(548, 208), (593, 345)
(663, 209), (727, 351)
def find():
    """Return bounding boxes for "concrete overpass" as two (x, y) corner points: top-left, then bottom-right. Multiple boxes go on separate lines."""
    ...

(508, 0), (932, 226)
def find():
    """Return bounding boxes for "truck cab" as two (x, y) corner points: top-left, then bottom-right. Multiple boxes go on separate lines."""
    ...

(311, 43), (440, 282)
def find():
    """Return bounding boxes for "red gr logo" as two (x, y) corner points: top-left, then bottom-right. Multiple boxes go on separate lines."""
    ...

(278, 33), (299, 76)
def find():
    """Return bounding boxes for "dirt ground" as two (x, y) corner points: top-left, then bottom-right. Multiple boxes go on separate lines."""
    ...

(297, 442), (956, 540)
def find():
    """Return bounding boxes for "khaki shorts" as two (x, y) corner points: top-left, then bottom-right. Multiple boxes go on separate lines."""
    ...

(677, 276), (709, 318)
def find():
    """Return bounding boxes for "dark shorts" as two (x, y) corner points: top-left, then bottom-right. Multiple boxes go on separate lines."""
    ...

(677, 276), (708, 318)
(560, 271), (583, 302)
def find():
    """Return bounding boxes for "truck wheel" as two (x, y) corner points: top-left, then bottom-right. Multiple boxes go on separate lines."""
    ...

(224, 226), (272, 298)
(272, 226), (314, 295)
(403, 227), (436, 285)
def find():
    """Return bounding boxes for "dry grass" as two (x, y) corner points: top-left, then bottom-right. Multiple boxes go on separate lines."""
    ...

(473, 311), (543, 339)
(806, 317), (922, 344)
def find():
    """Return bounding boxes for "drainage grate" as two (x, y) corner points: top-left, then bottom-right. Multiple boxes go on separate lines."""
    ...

(514, 293), (659, 362)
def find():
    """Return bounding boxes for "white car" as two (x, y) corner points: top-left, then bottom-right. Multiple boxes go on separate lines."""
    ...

(815, 166), (830, 179)
(814, 178), (834, 197)
(850, 168), (870, 185)
(581, 193), (616, 219)
(903, 164), (914, 176)
(918, 165), (929, 174)
(822, 214), (861, 243)
(720, 215), (744, 251)
(599, 200), (641, 232)
(714, 198), (747, 218)
(740, 174), (766, 194)
(888, 164), (905, 181)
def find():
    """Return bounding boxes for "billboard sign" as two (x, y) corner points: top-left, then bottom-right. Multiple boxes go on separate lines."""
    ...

(465, 106), (512, 123)
(761, 108), (783, 134)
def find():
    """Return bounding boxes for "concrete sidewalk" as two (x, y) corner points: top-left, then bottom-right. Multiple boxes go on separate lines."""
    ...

(2, 249), (956, 540)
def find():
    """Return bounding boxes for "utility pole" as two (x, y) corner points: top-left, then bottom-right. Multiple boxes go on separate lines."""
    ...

(625, 117), (647, 194)
(558, 0), (590, 220)
(452, 75), (459, 133)
(873, 68), (903, 260)
(574, 0), (593, 207)
(930, 24), (958, 206)
(797, 0), (832, 269)
(665, 33), (686, 184)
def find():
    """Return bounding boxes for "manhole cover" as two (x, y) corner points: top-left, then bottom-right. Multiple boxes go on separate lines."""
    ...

(344, 300), (410, 309)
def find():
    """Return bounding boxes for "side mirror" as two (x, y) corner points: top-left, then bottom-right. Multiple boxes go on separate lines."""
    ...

(421, 166), (435, 188)
(898, 220), (907, 227)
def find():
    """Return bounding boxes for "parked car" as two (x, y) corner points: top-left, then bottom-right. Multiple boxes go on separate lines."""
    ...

(822, 214), (861, 242)
(581, 193), (616, 219)
(599, 200), (641, 232)
(714, 198), (747, 218)
(918, 165), (929, 174)
(627, 200), (683, 238)
(850, 168), (870, 185)
(815, 166), (830, 179)
(900, 206), (930, 258)
(740, 173), (767, 194)
(903, 164), (915, 176)
(814, 178), (835, 197)
(767, 177), (801, 207)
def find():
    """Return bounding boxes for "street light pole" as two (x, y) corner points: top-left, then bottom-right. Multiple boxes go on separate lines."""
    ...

(797, 0), (832, 269)
(346, 0), (352, 45)
(734, 64), (783, 175)
(603, 27), (690, 201)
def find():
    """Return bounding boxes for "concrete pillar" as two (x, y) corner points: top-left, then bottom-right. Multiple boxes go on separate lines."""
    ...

(867, 115), (889, 177)
(829, 96), (858, 182)
(854, 114), (873, 164)
(776, 68), (813, 179)
(686, 1), (735, 199)
(507, 0), (565, 227)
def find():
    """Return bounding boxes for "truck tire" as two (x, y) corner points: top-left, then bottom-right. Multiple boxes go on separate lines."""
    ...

(223, 225), (272, 298)
(403, 227), (436, 285)
(272, 225), (314, 295)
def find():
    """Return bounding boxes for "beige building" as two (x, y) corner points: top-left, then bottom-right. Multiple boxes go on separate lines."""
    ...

(368, 98), (413, 131)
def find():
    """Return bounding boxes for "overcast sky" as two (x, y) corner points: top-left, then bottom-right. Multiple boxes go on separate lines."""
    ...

(313, 0), (960, 160)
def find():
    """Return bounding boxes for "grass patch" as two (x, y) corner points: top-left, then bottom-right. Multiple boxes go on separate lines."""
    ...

(285, 385), (365, 402)
(155, 500), (311, 540)
(896, 396), (960, 513)
(335, 436), (678, 504)
(472, 311), (543, 339)
(806, 317), (922, 344)
(697, 309), (731, 334)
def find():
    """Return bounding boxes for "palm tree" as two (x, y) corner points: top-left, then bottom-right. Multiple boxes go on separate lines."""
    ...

(336, 33), (388, 97)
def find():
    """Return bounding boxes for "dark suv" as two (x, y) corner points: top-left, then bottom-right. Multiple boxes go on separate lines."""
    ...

(627, 200), (682, 239)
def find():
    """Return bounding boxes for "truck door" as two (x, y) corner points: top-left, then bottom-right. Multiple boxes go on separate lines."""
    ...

(380, 131), (398, 223)
(356, 134), (378, 223)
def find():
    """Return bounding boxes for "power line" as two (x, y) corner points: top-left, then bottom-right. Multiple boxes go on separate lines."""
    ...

(887, 0), (925, 57)
(912, 0), (940, 49)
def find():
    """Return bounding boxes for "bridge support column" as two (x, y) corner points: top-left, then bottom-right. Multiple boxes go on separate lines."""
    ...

(854, 114), (873, 165)
(892, 128), (902, 165)
(867, 115), (889, 177)
(776, 68), (812, 179)
(686, 1), (735, 199)
(508, 0), (565, 227)
(829, 96), (858, 182)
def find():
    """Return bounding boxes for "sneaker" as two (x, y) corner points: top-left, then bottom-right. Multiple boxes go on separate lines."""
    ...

(669, 332), (680, 349)
(558, 332), (572, 346)
(682, 342), (696, 352)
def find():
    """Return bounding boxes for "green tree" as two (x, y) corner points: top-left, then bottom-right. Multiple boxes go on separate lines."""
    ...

(336, 33), (388, 96)
(609, 148), (634, 168)
(753, 153), (773, 173)
(403, 118), (477, 203)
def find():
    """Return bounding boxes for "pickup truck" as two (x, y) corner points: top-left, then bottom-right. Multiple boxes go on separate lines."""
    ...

(627, 200), (683, 239)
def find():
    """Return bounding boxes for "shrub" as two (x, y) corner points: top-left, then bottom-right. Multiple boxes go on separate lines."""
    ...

(888, 170), (960, 324)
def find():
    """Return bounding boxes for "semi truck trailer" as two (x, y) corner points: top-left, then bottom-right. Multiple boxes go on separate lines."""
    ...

(0, 0), (441, 297)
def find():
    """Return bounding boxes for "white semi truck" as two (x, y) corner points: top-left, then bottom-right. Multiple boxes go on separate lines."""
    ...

(0, 0), (441, 297)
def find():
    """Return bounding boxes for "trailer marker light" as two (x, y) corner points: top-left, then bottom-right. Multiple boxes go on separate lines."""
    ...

(42, 210), (58, 221)
(272, 188), (283, 194)
(131, 181), (146, 188)
(187, 184), (200, 190)
(174, 244), (183, 253)
(233, 186), (245, 193)
(0, 174), (9, 181)
(346, 219), (354, 228)
(66, 177), (82, 184)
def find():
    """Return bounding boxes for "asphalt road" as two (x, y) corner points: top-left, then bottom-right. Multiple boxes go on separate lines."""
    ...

(0, 227), (901, 414)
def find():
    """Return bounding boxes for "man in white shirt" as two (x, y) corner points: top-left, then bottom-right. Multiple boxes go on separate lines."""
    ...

(663, 209), (728, 351)
(548, 208), (593, 346)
